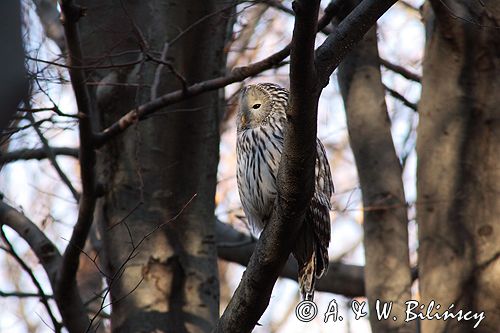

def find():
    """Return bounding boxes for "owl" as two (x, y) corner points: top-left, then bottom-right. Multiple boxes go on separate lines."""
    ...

(236, 82), (333, 300)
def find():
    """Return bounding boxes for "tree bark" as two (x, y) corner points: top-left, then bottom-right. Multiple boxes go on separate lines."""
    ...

(78, 1), (233, 332)
(337, 6), (415, 331)
(417, 1), (500, 332)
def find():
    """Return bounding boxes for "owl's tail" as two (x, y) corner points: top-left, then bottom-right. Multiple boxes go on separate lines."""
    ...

(293, 223), (329, 301)
(297, 253), (316, 301)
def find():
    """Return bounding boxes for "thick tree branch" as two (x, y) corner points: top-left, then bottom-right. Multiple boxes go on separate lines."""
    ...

(0, 228), (61, 332)
(94, 47), (288, 146)
(216, 1), (398, 331)
(0, 201), (61, 286)
(215, 221), (365, 296)
(215, 1), (321, 332)
(56, 1), (98, 331)
(261, 1), (420, 87)
(0, 147), (78, 163)
(315, 0), (397, 87)
(0, 201), (89, 332)
(264, 1), (421, 86)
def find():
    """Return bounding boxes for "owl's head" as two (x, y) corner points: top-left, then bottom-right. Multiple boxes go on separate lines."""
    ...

(237, 83), (288, 131)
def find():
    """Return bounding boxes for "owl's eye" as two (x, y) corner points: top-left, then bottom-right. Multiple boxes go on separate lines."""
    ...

(252, 103), (261, 109)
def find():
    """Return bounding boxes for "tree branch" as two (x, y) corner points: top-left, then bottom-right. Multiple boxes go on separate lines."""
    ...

(315, 0), (398, 87)
(0, 290), (54, 298)
(93, 2), (340, 147)
(262, 1), (421, 87)
(380, 57), (422, 82)
(27, 113), (80, 201)
(56, 0), (98, 331)
(215, 1), (398, 331)
(384, 83), (418, 111)
(0, 147), (79, 163)
(0, 201), (89, 332)
(215, 1), (321, 332)
(215, 221), (365, 296)
(0, 227), (61, 332)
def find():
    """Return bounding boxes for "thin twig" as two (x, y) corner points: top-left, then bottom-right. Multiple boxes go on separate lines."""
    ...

(0, 226), (61, 332)
(383, 83), (418, 111)
(380, 57), (422, 82)
(86, 194), (196, 332)
(27, 112), (80, 201)
(0, 290), (54, 298)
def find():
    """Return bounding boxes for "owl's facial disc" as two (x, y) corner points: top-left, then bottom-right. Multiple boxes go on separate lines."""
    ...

(239, 86), (271, 129)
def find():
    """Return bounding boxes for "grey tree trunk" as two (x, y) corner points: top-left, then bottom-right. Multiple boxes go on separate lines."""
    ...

(338, 22), (415, 333)
(78, 1), (233, 332)
(417, 1), (500, 332)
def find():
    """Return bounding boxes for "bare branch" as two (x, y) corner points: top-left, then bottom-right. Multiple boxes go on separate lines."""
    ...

(0, 228), (61, 332)
(27, 112), (80, 201)
(315, 0), (398, 87)
(56, 0), (99, 331)
(26, 55), (144, 71)
(0, 201), (89, 332)
(380, 57), (422, 82)
(0, 290), (54, 298)
(216, 1), (398, 331)
(0, 147), (78, 163)
(0, 201), (61, 283)
(215, 1), (321, 331)
(384, 83), (418, 111)
(245, 2), (423, 86)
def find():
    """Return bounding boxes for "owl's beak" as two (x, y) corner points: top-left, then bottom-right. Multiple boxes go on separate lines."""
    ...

(239, 92), (251, 129)
(240, 113), (248, 127)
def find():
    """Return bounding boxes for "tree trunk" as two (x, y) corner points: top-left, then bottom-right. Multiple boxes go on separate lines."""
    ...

(338, 20), (415, 333)
(78, 1), (233, 332)
(417, 1), (500, 332)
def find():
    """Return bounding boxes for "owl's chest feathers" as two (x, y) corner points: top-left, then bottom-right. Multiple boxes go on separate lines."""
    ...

(237, 125), (284, 231)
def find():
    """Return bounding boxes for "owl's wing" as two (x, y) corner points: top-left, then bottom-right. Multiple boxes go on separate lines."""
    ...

(311, 139), (333, 277)
(293, 139), (334, 300)
(315, 138), (334, 206)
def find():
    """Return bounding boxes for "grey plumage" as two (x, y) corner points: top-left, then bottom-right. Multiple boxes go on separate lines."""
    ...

(236, 82), (334, 300)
